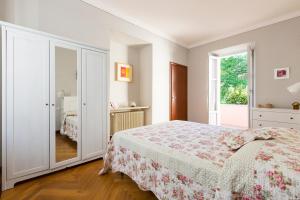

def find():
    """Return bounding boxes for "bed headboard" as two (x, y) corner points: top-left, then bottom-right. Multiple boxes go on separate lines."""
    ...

(63, 96), (77, 113)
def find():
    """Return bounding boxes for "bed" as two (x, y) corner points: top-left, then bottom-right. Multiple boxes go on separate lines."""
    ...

(60, 96), (78, 142)
(100, 120), (300, 200)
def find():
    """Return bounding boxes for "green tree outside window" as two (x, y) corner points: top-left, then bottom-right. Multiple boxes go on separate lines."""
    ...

(220, 54), (248, 105)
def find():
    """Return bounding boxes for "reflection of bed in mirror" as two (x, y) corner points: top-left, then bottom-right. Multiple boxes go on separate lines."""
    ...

(60, 96), (78, 141)
(55, 95), (78, 162)
(54, 46), (79, 164)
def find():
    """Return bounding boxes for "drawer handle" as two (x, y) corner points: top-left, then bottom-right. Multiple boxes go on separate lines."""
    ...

(290, 117), (294, 120)
(259, 124), (262, 127)
(259, 114), (262, 117)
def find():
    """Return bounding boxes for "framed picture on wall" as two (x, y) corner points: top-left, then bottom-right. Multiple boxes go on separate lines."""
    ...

(274, 67), (289, 80)
(116, 62), (132, 82)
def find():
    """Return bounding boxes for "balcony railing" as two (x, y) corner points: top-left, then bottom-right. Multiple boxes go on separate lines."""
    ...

(220, 104), (248, 129)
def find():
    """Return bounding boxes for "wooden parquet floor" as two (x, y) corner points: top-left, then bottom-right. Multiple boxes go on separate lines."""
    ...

(56, 133), (78, 162)
(1, 160), (157, 200)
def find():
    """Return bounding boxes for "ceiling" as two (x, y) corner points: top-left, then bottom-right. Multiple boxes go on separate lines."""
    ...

(82, 0), (300, 48)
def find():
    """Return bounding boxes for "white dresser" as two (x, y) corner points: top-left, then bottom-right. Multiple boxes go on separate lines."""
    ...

(252, 108), (300, 130)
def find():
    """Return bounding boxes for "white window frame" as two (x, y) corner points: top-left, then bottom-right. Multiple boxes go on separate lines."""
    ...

(208, 55), (221, 125)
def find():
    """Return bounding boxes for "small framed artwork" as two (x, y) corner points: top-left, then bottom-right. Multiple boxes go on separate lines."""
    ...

(274, 67), (289, 80)
(116, 63), (132, 82)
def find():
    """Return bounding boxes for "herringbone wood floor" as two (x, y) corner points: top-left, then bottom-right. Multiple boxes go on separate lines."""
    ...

(56, 133), (77, 162)
(1, 160), (157, 200)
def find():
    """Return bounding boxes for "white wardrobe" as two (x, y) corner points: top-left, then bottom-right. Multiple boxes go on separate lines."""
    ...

(1, 24), (108, 190)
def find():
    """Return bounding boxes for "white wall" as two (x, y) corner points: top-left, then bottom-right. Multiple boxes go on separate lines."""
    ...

(188, 17), (300, 123)
(56, 47), (77, 96)
(0, 1), (5, 21)
(139, 45), (153, 124)
(14, 0), (39, 28)
(128, 46), (141, 106)
(110, 43), (153, 124)
(109, 41), (129, 106)
(109, 41), (151, 112)
(0, 0), (14, 24)
(152, 42), (188, 123)
(0, 0), (188, 124)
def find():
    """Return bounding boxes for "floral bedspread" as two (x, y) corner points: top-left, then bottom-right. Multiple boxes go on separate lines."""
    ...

(60, 115), (78, 142)
(100, 121), (300, 200)
(251, 130), (300, 199)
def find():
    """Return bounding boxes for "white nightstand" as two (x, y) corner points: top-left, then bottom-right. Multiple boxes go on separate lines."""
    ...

(252, 108), (300, 130)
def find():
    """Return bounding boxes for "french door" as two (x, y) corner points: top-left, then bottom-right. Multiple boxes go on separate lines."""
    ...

(208, 56), (221, 125)
(208, 46), (255, 127)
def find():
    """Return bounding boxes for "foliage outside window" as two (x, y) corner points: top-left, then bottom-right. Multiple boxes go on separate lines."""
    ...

(220, 54), (248, 105)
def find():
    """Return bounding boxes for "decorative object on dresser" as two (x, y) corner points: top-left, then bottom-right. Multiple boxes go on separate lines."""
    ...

(257, 103), (273, 108)
(110, 106), (149, 136)
(1, 22), (108, 191)
(130, 101), (137, 107)
(292, 102), (300, 110)
(287, 82), (300, 110)
(252, 108), (300, 130)
(109, 101), (119, 110)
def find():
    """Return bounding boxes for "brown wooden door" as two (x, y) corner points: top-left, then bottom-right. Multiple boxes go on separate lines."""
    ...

(170, 62), (187, 120)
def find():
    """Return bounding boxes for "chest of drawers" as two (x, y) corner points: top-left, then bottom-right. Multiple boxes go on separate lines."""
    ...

(252, 108), (300, 130)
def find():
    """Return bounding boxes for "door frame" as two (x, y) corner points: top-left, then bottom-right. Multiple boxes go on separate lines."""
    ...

(208, 55), (221, 125)
(169, 62), (188, 120)
(208, 44), (255, 128)
(247, 46), (256, 128)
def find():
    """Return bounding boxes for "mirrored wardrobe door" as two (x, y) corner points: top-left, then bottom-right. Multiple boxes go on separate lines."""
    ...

(50, 41), (82, 168)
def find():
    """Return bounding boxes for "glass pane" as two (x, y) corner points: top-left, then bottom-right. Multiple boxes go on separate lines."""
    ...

(55, 46), (78, 163)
